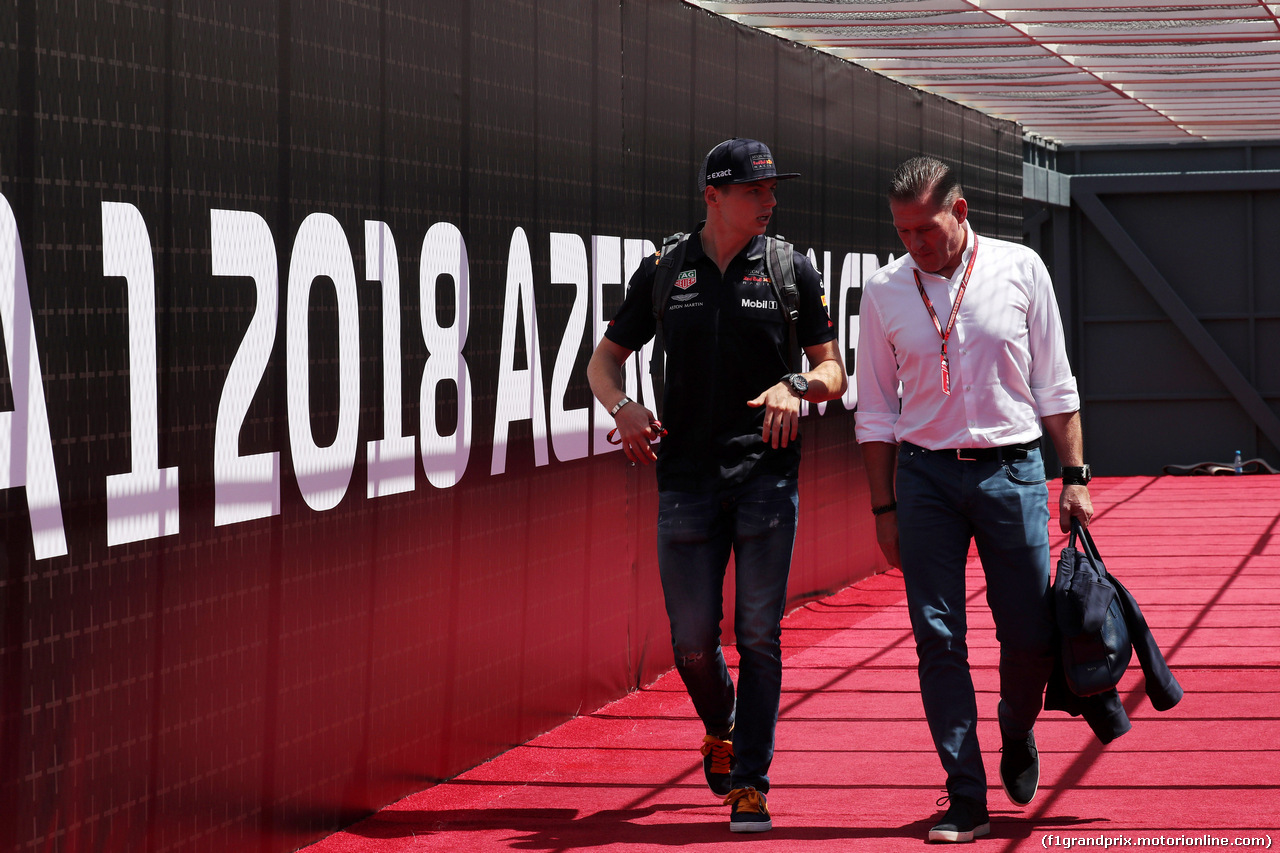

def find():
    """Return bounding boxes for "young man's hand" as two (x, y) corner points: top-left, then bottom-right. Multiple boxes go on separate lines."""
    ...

(748, 382), (802, 448)
(612, 402), (662, 465)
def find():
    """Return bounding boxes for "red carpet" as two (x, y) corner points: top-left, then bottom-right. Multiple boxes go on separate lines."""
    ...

(305, 476), (1280, 851)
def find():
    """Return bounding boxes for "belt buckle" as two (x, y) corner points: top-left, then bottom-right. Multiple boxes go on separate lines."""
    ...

(955, 448), (979, 462)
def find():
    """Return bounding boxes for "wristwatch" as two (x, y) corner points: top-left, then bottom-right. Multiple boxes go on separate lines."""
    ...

(1061, 464), (1092, 486)
(781, 373), (809, 398)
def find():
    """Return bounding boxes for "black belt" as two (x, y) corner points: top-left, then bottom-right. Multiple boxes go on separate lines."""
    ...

(906, 439), (1040, 462)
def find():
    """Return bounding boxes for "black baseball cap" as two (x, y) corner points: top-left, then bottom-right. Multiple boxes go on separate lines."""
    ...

(698, 138), (800, 192)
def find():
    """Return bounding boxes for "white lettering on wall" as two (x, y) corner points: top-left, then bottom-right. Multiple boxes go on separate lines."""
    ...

(814, 249), (834, 415)
(419, 221), (472, 489)
(549, 232), (589, 462)
(365, 220), (415, 498)
(591, 236), (628, 455)
(840, 253), (880, 410)
(287, 213), (361, 512)
(492, 227), (549, 475)
(103, 201), (180, 545)
(212, 209), (281, 526)
(0, 193), (68, 559)
(624, 238), (657, 413)
(3, 198), (865, 558)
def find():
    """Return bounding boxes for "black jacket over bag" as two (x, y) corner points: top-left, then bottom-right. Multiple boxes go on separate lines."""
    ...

(1045, 524), (1185, 743)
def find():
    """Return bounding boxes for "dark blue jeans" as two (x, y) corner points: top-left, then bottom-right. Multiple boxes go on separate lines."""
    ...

(656, 475), (799, 794)
(895, 442), (1056, 804)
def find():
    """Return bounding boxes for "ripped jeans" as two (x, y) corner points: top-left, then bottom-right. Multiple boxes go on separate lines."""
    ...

(656, 475), (798, 794)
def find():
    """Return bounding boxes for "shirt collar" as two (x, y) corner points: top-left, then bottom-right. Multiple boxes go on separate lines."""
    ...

(688, 222), (767, 263)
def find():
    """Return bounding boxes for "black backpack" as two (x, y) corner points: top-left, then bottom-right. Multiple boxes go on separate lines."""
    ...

(648, 232), (802, 412)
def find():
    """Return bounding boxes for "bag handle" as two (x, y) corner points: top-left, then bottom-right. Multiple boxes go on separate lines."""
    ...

(1069, 516), (1106, 575)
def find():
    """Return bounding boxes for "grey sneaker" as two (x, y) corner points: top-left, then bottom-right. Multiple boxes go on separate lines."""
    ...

(928, 795), (990, 843)
(1000, 727), (1040, 806)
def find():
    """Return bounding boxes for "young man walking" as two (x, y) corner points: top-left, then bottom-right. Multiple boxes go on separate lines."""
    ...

(588, 138), (846, 832)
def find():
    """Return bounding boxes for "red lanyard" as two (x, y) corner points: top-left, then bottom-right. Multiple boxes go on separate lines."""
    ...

(912, 234), (977, 396)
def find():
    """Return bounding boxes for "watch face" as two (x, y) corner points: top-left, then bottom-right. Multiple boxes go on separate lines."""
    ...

(790, 374), (808, 394)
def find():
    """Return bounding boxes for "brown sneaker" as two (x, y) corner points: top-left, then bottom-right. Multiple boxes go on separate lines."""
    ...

(725, 786), (771, 833)
(700, 734), (734, 796)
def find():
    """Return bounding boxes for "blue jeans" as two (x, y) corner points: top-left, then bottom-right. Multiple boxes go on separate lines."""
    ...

(656, 475), (799, 794)
(895, 442), (1056, 804)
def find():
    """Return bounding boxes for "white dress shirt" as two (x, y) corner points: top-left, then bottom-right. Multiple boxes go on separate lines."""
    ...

(855, 226), (1079, 449)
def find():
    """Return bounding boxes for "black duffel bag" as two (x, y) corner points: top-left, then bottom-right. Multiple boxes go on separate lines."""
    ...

(1053, 518), (1132, 696)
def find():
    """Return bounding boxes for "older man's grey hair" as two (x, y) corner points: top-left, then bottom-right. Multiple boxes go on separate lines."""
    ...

(889, 156), (963, 209)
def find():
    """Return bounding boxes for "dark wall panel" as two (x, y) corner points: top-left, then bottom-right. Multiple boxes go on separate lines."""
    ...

(0, 2), (1022, 851)
(1031, 141), (1280, 474)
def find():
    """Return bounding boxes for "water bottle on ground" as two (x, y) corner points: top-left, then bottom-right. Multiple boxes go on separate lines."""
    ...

(1234, 450), (1243, 475)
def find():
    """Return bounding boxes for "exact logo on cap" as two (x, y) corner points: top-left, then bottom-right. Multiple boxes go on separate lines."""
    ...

(698, 137), (800, 191)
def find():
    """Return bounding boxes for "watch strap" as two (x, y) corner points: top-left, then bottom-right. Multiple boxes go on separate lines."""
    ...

(1061, 464), (1091, 485)
(782, 372), (808, 397)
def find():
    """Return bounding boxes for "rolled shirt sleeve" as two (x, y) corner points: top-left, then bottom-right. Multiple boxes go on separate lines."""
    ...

(854, 285), (902, 445)
(1025, 251), (1080, 418)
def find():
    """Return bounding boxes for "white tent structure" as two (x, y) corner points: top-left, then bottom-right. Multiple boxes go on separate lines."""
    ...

(686, 0), (1280, 145)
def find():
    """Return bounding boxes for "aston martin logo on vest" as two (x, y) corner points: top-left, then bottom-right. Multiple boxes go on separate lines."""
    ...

(675, 270), (696, 290)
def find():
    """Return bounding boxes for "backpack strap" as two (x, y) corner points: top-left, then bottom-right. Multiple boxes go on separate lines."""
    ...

(764, 236), (802, 373)
(651, 232), (689, 324)
(649, 232), (690, 417)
